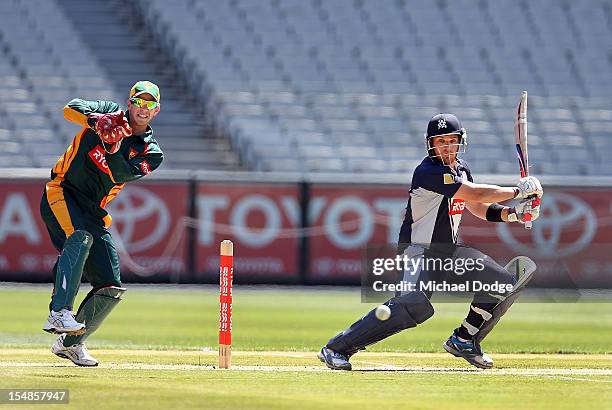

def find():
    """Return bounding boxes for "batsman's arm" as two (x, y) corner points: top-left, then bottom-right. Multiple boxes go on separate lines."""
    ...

(454, 181), (517, 203)
(465, 201), (512, 222)
(467, 198), (541, 224)
(105, 143), (163, 183)
(63, 99), (121, 128)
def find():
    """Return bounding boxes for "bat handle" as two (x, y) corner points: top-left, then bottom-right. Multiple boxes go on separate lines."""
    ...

(523, 196), (539, 230)
(523, 211), (532, 230)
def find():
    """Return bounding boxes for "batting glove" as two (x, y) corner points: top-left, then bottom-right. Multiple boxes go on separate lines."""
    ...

(515, 176), (543, 199)
(508, 197), (541, 223)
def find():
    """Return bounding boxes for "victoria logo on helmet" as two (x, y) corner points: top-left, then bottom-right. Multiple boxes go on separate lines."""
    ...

(425, 113), (468, 159)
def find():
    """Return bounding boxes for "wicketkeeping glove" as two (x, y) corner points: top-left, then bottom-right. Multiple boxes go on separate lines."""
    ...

(88, 111), (132, 145)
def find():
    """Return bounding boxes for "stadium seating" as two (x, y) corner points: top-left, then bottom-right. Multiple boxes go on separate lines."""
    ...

(133, 0), (612, 175)
(0, 0), (120, 167)
(0, 0), (242, 170)
(1, 0), (611, 174)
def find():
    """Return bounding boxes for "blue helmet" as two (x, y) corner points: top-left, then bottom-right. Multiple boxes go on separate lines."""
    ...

(425, 113), (467, 158)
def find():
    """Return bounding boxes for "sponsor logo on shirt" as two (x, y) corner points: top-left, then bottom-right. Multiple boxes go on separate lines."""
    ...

(129, 148), (138, 159)
(449, 198), (466, 215)
(140, 160), (151, 175)
(443, 174), (455, 184)
(88, 145), (110, 175)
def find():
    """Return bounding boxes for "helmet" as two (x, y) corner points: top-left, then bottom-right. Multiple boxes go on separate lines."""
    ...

(424, 113), (467, 159)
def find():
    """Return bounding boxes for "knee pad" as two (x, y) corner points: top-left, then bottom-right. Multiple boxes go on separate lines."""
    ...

(59, 230), (93, 275)
(326, 291), (434, 356)
(392, 290), (435, 325)
(51, 230), (93, 311)
(66, 230), (93, 250)
(474, 256), (537, 344)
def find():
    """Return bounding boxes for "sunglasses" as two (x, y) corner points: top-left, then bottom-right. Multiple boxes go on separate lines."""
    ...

(129, 97), (159, 110)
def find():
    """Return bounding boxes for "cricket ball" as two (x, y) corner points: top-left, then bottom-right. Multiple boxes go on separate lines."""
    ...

(375, 305), (391, 321)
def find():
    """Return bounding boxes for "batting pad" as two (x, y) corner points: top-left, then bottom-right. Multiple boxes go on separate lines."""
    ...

(327, 291), (434, 356)
(62, 286), (126, 347)
(474, 256), (537, 344)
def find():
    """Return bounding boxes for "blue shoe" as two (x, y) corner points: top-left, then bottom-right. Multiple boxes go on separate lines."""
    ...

(444, 333), (493, 369)
(318, 346), (352, 371)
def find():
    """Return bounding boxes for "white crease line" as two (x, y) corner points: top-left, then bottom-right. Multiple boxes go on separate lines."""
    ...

(2, 362), (612, 376)
(352, 360), (426, 371)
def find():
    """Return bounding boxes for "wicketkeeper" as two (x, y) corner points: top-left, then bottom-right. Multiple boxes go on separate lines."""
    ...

(319, 113), (543, 370)
(41, 81), (163, 366)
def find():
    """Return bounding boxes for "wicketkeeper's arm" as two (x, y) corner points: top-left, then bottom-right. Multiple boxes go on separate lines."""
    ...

(63, 99), (121, 128)
(105, 143), (163, 183)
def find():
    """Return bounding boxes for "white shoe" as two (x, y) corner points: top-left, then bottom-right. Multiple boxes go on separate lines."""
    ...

(51, 335), (98, 367)
(43, 309), (86, 335)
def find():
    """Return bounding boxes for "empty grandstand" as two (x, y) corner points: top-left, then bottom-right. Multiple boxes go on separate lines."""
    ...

(1, 0), (611, 175)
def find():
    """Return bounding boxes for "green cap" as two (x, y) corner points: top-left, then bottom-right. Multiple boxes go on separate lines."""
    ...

(130, 81), (160, 102)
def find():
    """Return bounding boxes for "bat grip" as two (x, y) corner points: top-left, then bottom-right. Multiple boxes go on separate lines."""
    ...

(523, 196), (539, 230)
(523, 211), (532, 229)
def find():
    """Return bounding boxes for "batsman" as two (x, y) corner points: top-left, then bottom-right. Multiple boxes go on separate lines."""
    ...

(319, 111), (543, 370)
(40, 81), (163, 366)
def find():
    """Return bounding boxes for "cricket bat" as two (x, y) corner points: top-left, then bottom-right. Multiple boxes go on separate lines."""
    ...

(514, 91), (533, 229)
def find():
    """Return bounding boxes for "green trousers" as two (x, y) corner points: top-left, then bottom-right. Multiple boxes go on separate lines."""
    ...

(40, 187), (122, 311)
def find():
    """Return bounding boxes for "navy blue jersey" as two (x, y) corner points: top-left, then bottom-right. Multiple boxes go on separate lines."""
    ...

(398, 157), (473, 248)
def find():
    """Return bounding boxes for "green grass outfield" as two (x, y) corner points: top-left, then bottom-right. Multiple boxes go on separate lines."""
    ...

(0, 285), (611, 409)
